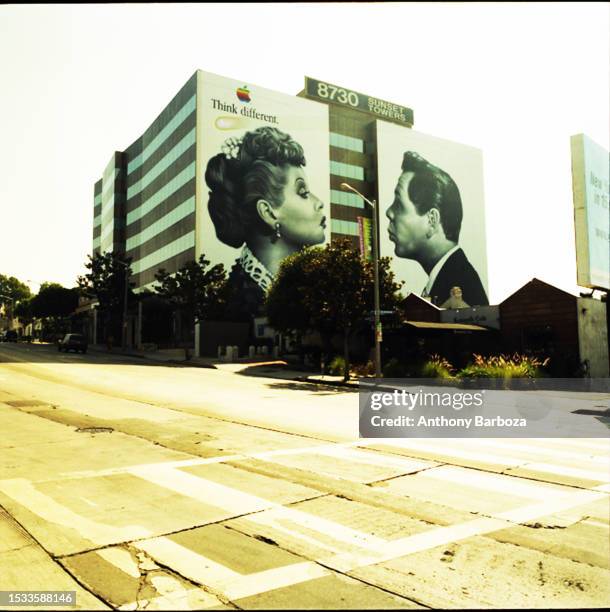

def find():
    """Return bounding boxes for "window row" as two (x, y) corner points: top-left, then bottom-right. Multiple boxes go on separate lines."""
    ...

(329, 132), (364, 153)
(101, 168), (119, 202)
(126, 163), (196, 225)
(126, 196), (195, 251)
(330, 189), (364, 209)
(331, 219), (360, 237)
(132, 230), (196, 275)
(127, 129), (196, 200)
(127, 94), (197, 175)
(330, 161), (364, 181)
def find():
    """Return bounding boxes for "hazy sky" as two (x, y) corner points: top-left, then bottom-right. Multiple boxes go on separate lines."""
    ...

(1, 3), (608, 303)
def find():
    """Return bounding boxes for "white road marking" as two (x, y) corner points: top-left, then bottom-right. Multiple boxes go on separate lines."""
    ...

(418, 465), (580, 500)
(365, 437), (526, 466)
(0, 478), (152, 544)
(129, 466), (274, 514)
(136, 536), (329, 602)
(219, 561), (329, 600)
(97, 547), (142, 579)
(509, 461), (610, 481)
(62, 441), (364, 479)
(322, 488), (610, 573)
(135, 537), (241, 585)
(470, 438), (610, 465)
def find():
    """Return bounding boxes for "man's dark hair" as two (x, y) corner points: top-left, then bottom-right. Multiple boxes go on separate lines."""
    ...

(401, 151), (462, 242)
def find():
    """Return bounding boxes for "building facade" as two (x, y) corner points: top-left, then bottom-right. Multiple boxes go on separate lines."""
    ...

(91, 70), (415, 293)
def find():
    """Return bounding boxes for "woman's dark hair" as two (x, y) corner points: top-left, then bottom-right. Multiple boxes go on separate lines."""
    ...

(205, 127), (306, 248)
(401, 151), (463, 243)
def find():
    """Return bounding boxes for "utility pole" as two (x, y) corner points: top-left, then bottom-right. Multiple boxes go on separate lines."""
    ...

(341, 183), (382, 378)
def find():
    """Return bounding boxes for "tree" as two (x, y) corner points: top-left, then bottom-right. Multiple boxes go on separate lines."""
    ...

(77, 252), (134, 345)
(14, 297), (34, 332)
(154, 255), (228, 358)
(28, 283), (79, 340)
(0, 274), (32, 329)
(31, 284), (79, 319)
(266, 239), (404, 380)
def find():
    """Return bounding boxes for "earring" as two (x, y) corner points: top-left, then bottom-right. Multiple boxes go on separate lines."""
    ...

(275, 222), (281, 240)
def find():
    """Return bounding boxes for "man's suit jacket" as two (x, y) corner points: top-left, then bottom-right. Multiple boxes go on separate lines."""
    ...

(429, 248), (488, 307)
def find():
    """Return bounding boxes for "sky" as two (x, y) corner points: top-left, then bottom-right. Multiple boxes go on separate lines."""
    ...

(0, 2), (608, 304)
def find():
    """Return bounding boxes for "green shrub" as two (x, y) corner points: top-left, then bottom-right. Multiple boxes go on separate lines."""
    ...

(351, 360), (376, 377)
(457, 353), (548, 379)
(420, 354), (455, 379)
(328, 355), (347, 376)
(382, 358), (405, 378)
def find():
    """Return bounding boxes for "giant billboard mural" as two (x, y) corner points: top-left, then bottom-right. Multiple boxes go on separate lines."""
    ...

(196, 70), (330, 320)
(376, 121), (489, 307)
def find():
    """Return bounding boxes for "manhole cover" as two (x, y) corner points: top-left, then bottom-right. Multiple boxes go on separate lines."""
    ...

(75, 427), (114, 434)
(5, 400), (49, 408)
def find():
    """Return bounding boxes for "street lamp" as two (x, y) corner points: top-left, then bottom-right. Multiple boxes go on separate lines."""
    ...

(340, 182), (382, 378)
(114, 258), (131, 351)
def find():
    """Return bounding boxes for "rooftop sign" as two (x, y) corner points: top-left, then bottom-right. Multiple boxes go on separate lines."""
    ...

(305, 77), (414, 126)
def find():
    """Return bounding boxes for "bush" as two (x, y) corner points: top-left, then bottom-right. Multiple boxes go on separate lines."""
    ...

(458, 353), (548, 379)
(351, 360), (376, 377)
(382, 358), (405, 378)
(420, 354), (455, 379)
(328, 355), (346, 376)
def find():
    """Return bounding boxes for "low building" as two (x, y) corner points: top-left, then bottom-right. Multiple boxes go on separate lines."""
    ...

(499, 278), (609, 377)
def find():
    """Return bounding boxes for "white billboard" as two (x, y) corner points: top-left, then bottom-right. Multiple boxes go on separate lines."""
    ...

(571, 134), (610, 290)
(196, 70), (330, 320)
(376, 122), (489, 307)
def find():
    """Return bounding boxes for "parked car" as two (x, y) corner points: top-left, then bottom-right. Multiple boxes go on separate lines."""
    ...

(58, 333), (88, 354)
(4, 330), (18, 342)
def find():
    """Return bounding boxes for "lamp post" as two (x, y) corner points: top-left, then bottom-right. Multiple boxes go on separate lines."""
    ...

(340, 183), (382, 378)
(115, 258), (131, 351)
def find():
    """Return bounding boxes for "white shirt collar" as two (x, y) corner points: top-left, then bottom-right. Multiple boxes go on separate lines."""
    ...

(422, 245), (460, 297)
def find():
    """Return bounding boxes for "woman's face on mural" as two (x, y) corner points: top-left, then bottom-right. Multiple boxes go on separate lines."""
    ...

(275, 165), (326, 247)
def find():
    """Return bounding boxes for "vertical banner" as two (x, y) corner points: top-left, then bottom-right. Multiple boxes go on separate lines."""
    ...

(376, 122), (489, 307)
(357, 216), (372, 261)
(196, 71), (330, 319)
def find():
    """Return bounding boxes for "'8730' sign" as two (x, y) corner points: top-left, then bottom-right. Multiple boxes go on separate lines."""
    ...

(305, 77), (414, 126)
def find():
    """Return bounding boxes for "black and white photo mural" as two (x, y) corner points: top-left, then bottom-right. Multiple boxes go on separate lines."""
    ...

(377, 121), (489, 307)
(197, 71), (330, 319)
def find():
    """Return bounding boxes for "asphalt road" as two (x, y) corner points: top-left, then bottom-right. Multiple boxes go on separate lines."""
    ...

(0, 342), (609, 610)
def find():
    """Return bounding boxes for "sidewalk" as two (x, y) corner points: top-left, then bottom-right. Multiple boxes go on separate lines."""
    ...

(88, 345), (610, 410)
(89, 344), (358, 387)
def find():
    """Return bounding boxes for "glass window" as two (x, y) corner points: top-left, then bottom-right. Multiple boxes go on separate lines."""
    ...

(126, 196), (195, 251)
(126, 163), (196, 225)
(131, 231), (196, 275)
(127, 95), (197, 175)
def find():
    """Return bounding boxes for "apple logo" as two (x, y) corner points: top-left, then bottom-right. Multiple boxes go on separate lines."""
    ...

(237, 86), (251, 103)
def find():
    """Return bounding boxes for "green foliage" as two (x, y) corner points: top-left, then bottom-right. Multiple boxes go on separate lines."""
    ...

(31, 284), (79, 319)
(266, 239), (404, 381)
(265, 249), (316, 337)
(77, 253), (134, 315)
(14, 297), (34, 326)
(154, 255), (227, 325)
(457, 353), (548, 379)
(351, 360), (376, 377)
(0, 274), (31, 306)
(382, 358), (405, 378)
(420, 354), (455, 379)
(328, 355), (346, 376)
